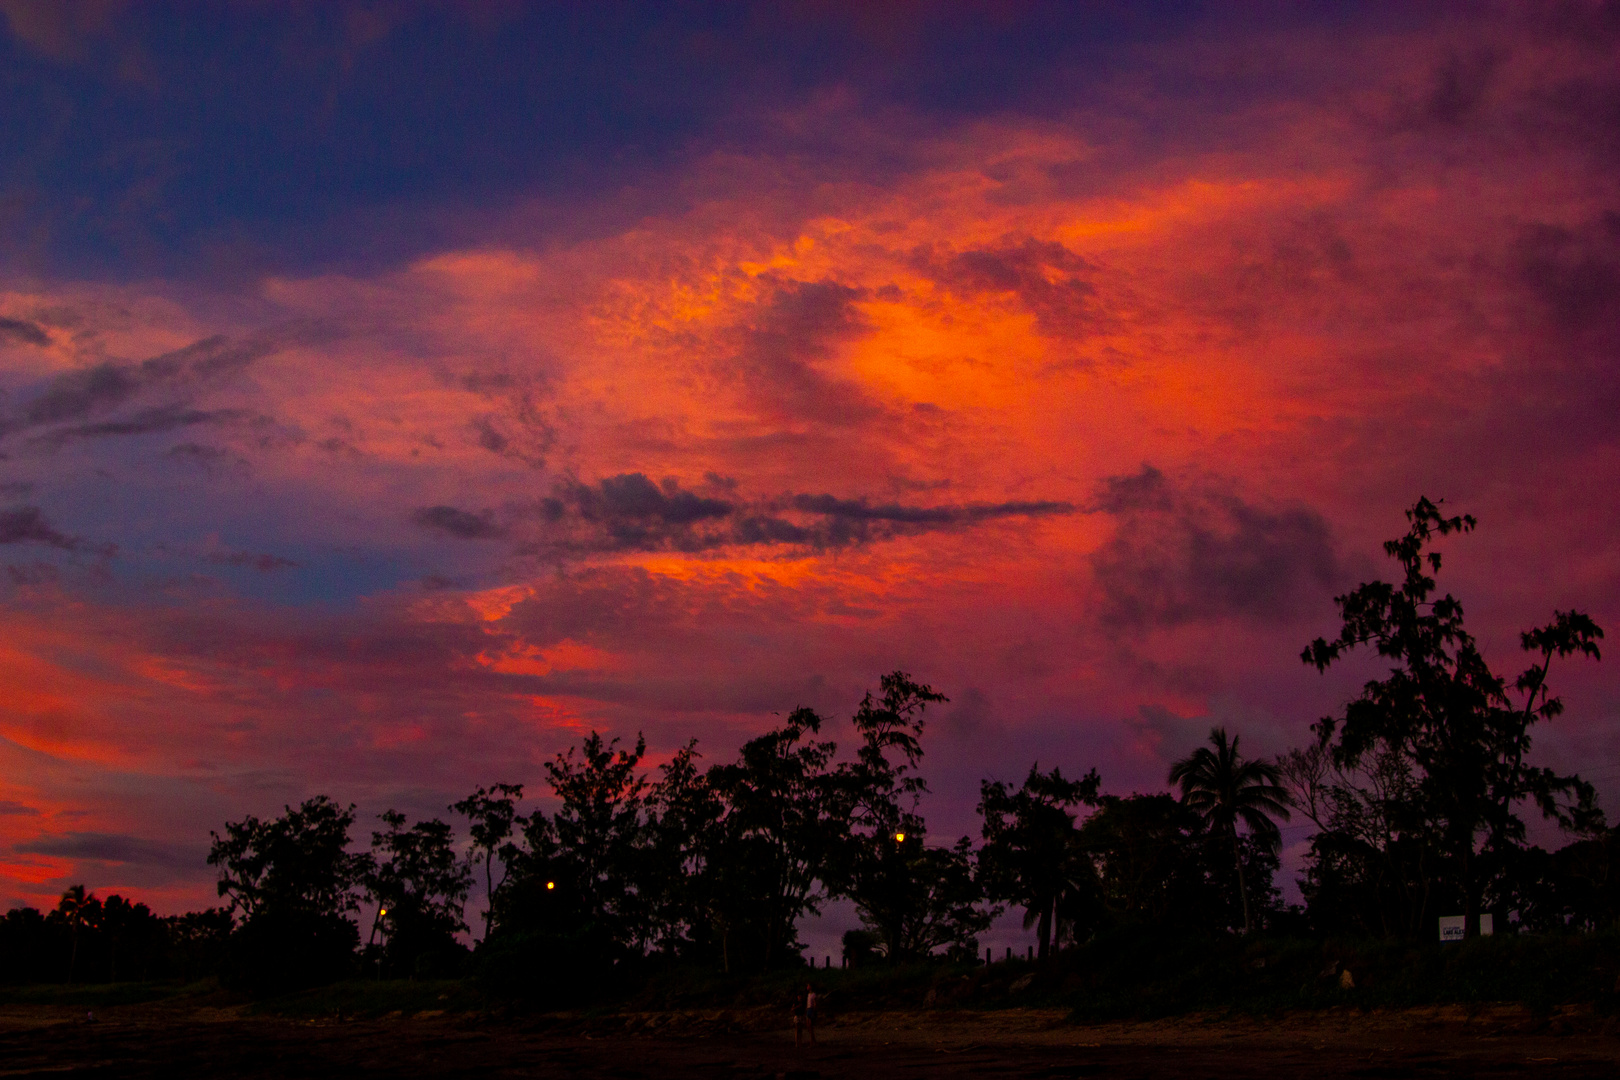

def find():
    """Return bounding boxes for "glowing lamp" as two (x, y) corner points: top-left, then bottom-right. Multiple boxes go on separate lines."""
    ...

(546, 881), (555, 890)
(893, 832), (906, 842)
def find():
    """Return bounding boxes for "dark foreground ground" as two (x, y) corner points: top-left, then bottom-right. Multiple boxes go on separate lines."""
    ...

(3, 1000), (1620, 1079)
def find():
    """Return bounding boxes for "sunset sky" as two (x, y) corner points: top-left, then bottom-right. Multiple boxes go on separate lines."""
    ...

(2, 3), (1618, 933)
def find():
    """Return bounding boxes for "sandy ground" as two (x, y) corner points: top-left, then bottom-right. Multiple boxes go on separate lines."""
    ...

(2, 1001), (1618, 1077)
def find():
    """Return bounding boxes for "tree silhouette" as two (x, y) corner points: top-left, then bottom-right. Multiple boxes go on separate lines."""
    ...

(1169, 727), (1290, 934)
(209, 795), (368, 919)
(705, 708), (843, 971)
(208, 796), (367, 991)
(543, 732), (652, 952)
(450, 783), (524, 943)
(365, 810), (473, 976)
(57, 885), (98, 984)
(835, 672), (955, 960)
(1303, 497), (1603, 935)
(979, 765), (1100, 958)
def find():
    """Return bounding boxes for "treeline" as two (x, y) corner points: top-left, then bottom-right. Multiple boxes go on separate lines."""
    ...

(4, 498), (1618, 998)
(0, 889), (230, 985)
(202, 672), (1295, 997)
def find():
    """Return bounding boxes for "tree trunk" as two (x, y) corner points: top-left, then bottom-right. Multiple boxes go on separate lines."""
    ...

(1461, 838), (1478, 939)
(483, 854), (495, 943)
(1230, 824), (1252, 935)
(1036, 899), (1052, 960)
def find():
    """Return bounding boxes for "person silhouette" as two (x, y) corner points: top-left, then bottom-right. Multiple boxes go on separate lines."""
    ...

(804, 982), (817, 1045)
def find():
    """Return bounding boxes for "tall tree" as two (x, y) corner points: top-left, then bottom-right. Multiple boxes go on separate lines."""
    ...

(1303, 497), (1603, 935)
(364, 810), (473, 975)
(57, 885), (98, 984)
(543, 732), (651, 951)
(450, 783), (524, 943)
(705, 708), (843, 971)
(835, 672), (953, 960)
(641, 741), (724, 958)
(1168, 727), (1291, 934)
(978, 765), (1100, 958)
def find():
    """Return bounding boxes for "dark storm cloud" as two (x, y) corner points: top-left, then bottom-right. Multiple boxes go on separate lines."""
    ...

(14, 831), (198, 871)
(17, 334), (271, 428)
(919, 237), (1106, 340)
(536, 473), (736, 553)
(2, 326), (320, 450)
(1086, 464), (1174, 514)
(732, 278), (879, 425)
(0, 505), (86, 550)
(520, 473), (1073, 555)
(412, 505), (501, 540)
(0, 316), (49, 346)
(792, 493), (1072, 526)
(29, 405), (246, 446)
(1086, 466), (1337, 629)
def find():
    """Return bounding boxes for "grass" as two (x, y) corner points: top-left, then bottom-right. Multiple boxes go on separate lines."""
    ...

(0, 979), (216, 1008)
(7, 931), (1619, 1023)
(999, 928), (1620, 1020)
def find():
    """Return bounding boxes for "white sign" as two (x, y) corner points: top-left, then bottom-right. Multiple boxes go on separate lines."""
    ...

(1438, 915), (1465, 942)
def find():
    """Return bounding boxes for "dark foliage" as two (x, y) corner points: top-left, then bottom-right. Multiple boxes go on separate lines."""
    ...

(0, 894), (231, 986)
(208, 796), (368, 992)
(1293, 498), (1606, 937)
(362, 810), (472, 978)
(979, 764), (1100, 958)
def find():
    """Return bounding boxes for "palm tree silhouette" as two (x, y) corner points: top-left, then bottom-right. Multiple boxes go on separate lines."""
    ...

(1168, 728), (1291, 934)
(58, 884), (95, 984)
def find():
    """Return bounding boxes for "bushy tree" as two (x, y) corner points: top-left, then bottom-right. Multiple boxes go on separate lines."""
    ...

(849, 833), (992, 962)
(543, 732), (653, 951)
(1079, 794), (1234, 931)
(1300, 498), (1604, 936)
(704, 707), (844, 972)
(209, 795), (369, 920)
(978, 765), (1100, 958)
(208, 795), (367, 991)
(57, 885), (98, 984)
(834, 673), (964, 961)
(364, 810), (473, 977)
